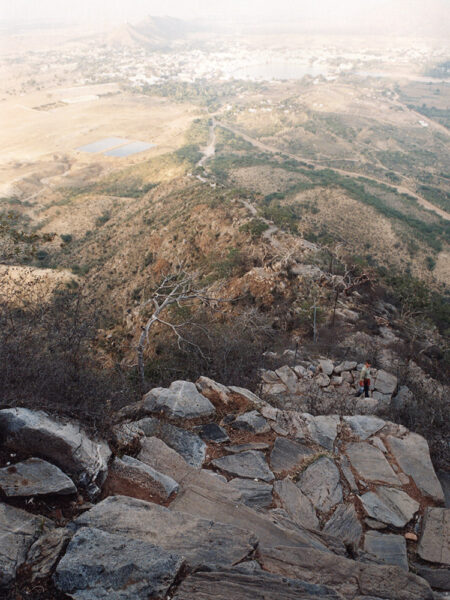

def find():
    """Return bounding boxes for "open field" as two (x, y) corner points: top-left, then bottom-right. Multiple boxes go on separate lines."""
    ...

(0, 89), (199, 197)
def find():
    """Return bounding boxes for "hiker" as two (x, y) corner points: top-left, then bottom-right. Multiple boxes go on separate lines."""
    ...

(355, 360), (371, 398)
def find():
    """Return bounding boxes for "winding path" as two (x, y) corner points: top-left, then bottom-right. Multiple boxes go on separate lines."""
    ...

(215, 121), (450, 222)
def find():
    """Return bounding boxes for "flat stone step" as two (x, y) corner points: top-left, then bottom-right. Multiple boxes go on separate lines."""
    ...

(270, 437), (314, 474)
(74, 495), (257, 570)
(346, 442), (400, 485)
(172, 568), (343, 599)
(0, 458), (76, 497)
(364, 531), (408, 571)
(212, 451), (274, 482)
(54, 527), (184, 600)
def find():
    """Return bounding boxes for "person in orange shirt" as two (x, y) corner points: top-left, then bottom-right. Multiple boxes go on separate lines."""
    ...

(355, 361), (371, 398)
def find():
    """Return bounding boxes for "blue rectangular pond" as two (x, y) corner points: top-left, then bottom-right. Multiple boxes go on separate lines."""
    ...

(76, 137), (131, 153)
(104, 141), (156, 157)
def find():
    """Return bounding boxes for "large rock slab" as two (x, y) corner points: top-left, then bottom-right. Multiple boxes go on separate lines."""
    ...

(0, 458), (76, 497)
(228, 386), (266, 408)
(229, 478), (273, 509)
(142, 380), (215, 419)
(297, 457), (343, 512)
(260, 545), (433, 600)
(0, 503), (54, 588)
(74, 495), (256, 569)
(323, 504), (362, 552)
(275, 366), (299, 393)
(212, 451), (274, 482)
(307, 415), (340, 451)
(274, 478), (319, 529)
(334, 361), (357, 374)
(418, 507), (450, 565)
(343, 416), (385, 440)
(374, 370), (398, 395)
(196, 376), (230, 404)
(270, 437), (314, 474)
(54, 527), (184, 600)
(105, 455), (179, 502)
(173, 568), (343, 599)
(135, 417), (206, 468)
(346, 442), (400, 485)
(411, 562), (450, 591)
(26, 528), (72, 582)
(387, 433), (444, 503)
(232, 410), (270, 434)
(364, 531), (408, 571)
(359, 487), (420, 528)
(319, 359), (334, 376)
(0, 408), (111, 491)
(198, 423), (229, 443)
(137, 437), (242, 503)
(171, 484), (345, 556)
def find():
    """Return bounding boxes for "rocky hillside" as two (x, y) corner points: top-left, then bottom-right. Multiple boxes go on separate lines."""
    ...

(0, 377), (448, 599)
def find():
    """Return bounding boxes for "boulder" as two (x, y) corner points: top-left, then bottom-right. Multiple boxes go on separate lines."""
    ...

(260, 545), (433, 600)
(418, 507), (450, 566)
(330, 376), (343, 386)
(323, 504), (362, 552)
(374, 370), (398, 395)
(232, 560), (262, 574)
(274, 478), (319, 529)
(212, 451), (274, 482)
(270, 437), (314, 474)
(346, 442), (400, 485)
(0, 502), (54, 587)
(262, 383), (288, 396)
(297, 457), (343, 512)
(334, 361), (357, 374)
(229, 478), (273, 509)
(343, 416), (385, 441)
(196, 376), (230, 403)
(26, 528), (72, 581)
(104, 455), (179, 502)
(54, 527), (184, 600)
(319, 359), (334, 376)
(0, 408), (111, 491)
(228, 386), (266, 408)
(0, 458), (76, 497)
(260, 369), (279, 383)
(198, 423), (229, 443)
(293, 365), (308, 378)
(172, 568), (343, 600)
(142, 381), (215, 420)
(317, 374), (331, 387)
(74, 495), (256, 569)
(364, 531), (408, 571)
(135, 417), (206, 468)
(275, 366), (299, 393)
(232, 410), (270, 434)
(359, 487), (420, 528)
(387, 433), (444, 503)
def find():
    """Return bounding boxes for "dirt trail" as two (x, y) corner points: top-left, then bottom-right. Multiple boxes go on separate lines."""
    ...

(216, 121), (450, 222)
(197, 119), (216, 169)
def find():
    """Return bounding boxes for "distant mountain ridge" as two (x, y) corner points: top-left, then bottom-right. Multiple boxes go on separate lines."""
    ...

(105, 15), (204, 49)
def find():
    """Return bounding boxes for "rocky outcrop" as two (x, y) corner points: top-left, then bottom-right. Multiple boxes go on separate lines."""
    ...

(0, 375), (445, 598)
(54, 527), (184, 599)
(0, 503), (54, 587)
(142, 380), (216, 419)
(0, 408), (110, 493)
(0, 458), (76, 497)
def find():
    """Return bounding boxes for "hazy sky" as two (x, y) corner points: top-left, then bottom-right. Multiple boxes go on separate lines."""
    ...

(0, 0), (448, 37)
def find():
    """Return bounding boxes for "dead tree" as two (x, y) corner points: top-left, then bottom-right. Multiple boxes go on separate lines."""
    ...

(136, 271), (226, 390)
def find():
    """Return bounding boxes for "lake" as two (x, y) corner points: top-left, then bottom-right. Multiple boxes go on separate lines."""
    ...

(76, 137), (130, 153)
